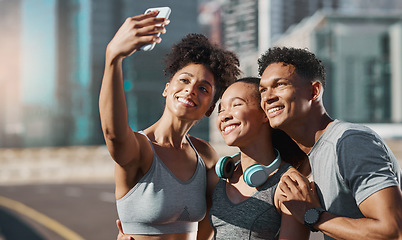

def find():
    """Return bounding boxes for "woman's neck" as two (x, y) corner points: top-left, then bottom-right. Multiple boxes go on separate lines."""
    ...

(146, 112), (197, 148)
(238, 137), (276, 169)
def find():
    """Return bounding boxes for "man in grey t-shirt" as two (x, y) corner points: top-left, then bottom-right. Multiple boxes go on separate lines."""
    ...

(257, 47), (402, 240)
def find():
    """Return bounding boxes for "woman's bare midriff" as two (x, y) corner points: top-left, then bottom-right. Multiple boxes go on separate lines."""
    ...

(128, 232), (197, 240)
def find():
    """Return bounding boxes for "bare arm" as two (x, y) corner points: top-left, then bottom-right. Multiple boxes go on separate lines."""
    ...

(316, 186), (402, 240)
(278, 171), (402, 240)
(276, 169), (310, 240)
(191, 137), (219, 240)
(99, 11), (168, 166)
(197, 166), (220, 240)
(278, 213), (310, 240)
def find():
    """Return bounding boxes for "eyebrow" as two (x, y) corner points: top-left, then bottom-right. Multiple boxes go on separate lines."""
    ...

(270, 77), (289, 82)
(181, 72), (194, 77)
(180, 72), (213, 88)
(222, 97), (247, 104)
(260, 77), (289, 86)
(230, 97), (246, 101)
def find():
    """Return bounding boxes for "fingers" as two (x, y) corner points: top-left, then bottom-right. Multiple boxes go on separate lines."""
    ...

(287, 172), (312, 193)
(132, 9), (160, 21)
(309, 181), (317, 195)
(108, 13), (168, 57)
(276, 185), (289, 203)
(124, 15), (169, 45)
(278, 171), (312, 199)
(116, 219), (123, 233)
(123, 17), (168, 35)
(116, 219), (134, 240)
(309, 181), (322, 207)
(279, 175), (301, 198)
(137, 25), (167, 38)
(131, 10), (170, 29)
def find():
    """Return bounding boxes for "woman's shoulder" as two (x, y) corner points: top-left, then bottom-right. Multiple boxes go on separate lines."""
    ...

(188, 135), (218, 170)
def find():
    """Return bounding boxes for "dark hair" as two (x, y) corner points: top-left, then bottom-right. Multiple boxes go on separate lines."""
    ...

(271, 128), (307, 169)
(164, 34), (241, 104)
(257, 47), (326, 88)
(234, 77), (261, 102)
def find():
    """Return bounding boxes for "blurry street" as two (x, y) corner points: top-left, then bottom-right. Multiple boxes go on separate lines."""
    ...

(0, 146), (118, 240)
(0, 183), (118, 240)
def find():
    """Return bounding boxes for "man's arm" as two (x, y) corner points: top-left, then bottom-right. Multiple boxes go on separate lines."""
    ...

(278, 171), (402, 240)
(317, 186), (402, 239)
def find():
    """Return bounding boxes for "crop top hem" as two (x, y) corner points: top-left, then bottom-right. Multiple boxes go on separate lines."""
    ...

(120, 221), (198, 235)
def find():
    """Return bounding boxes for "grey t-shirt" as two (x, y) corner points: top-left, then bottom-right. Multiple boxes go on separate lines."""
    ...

(309, 119), (402, 240)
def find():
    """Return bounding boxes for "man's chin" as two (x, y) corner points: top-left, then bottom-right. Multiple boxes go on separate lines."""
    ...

(268, 119), (287, 130)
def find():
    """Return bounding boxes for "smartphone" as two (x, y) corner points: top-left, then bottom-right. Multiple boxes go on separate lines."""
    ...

(140, 7), (171, 51)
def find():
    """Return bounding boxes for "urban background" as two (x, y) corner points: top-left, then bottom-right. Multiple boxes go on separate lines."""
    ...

(1, 0), (402, 149)
(0, 0), (401, 239)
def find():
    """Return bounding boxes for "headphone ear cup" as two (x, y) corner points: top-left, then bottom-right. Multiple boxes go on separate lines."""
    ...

(215, 156), (235, 179)
(243, 164), (269, 187)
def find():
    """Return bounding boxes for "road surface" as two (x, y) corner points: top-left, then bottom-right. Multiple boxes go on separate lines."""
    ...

(0, 183), (118, 240)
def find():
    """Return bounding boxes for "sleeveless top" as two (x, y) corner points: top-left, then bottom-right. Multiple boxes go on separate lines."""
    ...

(116, 132), (207, 235)
(209, 163), (292, 240)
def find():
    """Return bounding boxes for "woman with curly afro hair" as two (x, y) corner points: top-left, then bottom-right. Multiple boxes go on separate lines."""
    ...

(99, 10), (240, 240)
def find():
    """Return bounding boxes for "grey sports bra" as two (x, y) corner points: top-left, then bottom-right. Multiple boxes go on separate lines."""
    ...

(116, 132), (207, 235)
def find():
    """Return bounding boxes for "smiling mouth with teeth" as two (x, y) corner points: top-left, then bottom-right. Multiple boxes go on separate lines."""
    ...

(268, 106), (284, 114)
(222, 124), (239, 134)
(177, 97), (195, 107)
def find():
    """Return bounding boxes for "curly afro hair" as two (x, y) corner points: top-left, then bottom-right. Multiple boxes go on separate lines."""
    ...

(258, 47), (326, 88)
(164, 33), (241, 104)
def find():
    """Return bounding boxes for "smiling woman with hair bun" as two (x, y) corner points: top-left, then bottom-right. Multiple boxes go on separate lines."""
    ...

(99, 10), (240, 240)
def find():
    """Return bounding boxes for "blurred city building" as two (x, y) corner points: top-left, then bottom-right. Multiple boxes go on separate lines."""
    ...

(1, 0), (401, 150)
(0, 0), (203, 148)
(0, 0), (117, 147)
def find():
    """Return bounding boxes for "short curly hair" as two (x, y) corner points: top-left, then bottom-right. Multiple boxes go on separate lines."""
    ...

(164, 34), (241, 104)
(258, 47), (326, 88)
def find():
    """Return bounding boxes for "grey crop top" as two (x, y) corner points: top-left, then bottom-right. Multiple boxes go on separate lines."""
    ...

(116, 132), (207, 235)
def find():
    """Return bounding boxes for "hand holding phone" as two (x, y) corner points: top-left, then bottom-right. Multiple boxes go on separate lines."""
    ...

(140, 7), (171, 51)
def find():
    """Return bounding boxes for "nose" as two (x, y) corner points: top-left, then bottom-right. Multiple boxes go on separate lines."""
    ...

(185, 83), (197, 96)
(261, 88), (277, 106)
(218, 111), (233, 123)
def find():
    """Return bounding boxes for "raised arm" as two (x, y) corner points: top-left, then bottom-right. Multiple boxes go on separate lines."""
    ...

(99, 11), (168, 166)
